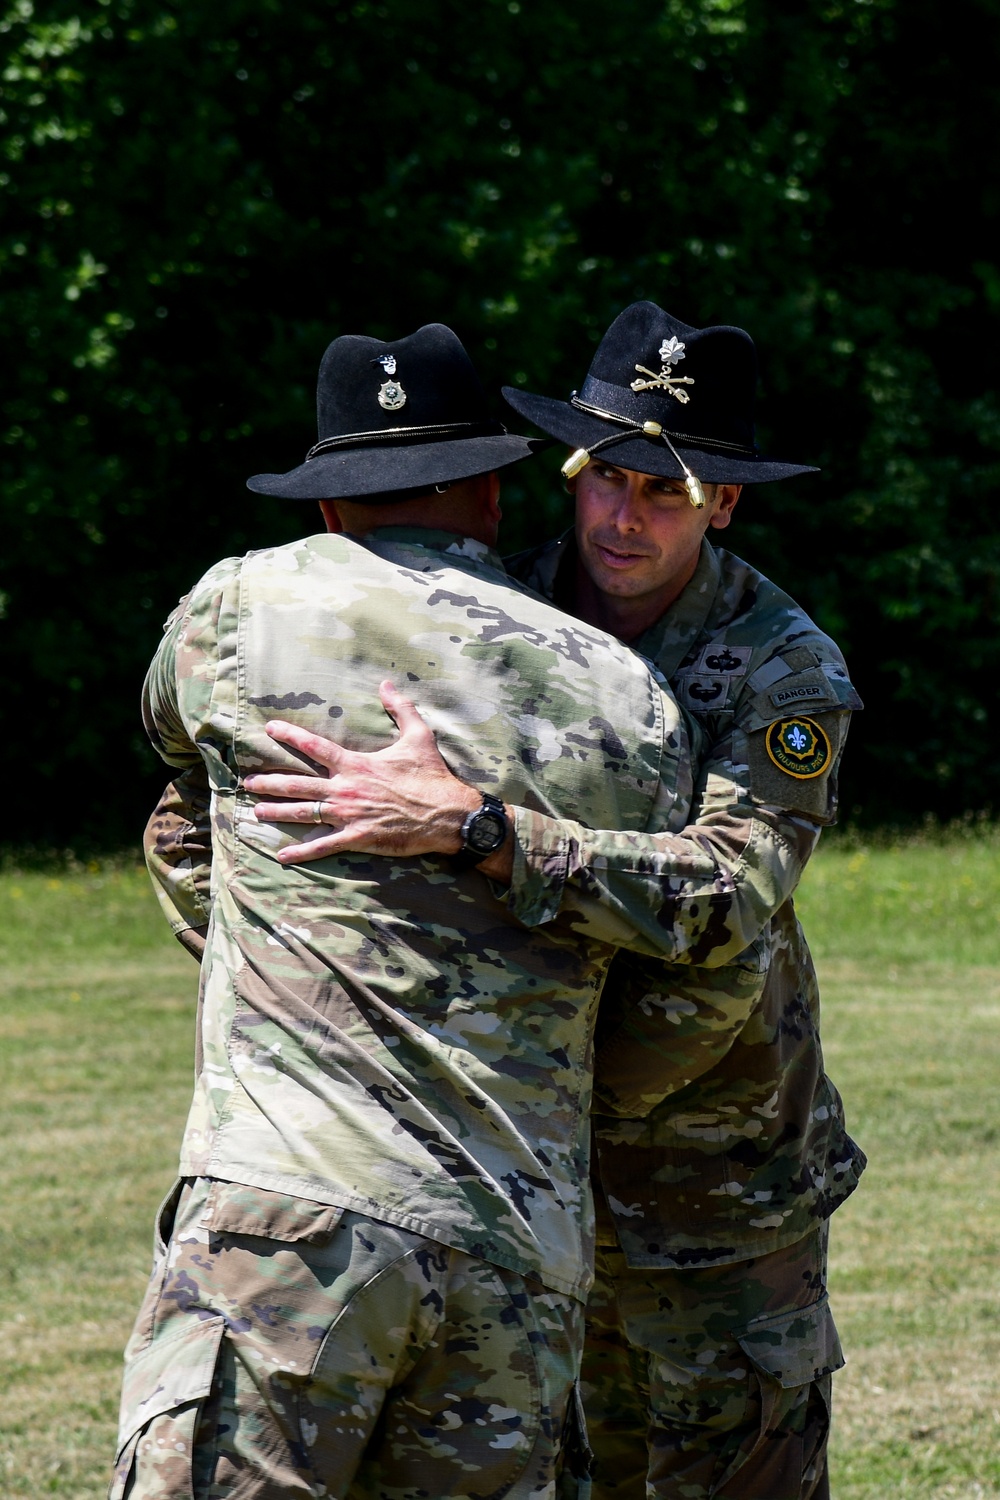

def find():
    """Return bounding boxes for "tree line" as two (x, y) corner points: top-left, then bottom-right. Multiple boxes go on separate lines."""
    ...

(2, 0), (998, 845)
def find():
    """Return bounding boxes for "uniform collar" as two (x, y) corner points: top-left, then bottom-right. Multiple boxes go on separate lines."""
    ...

(632, 538), (722, 677)
(346, 526), (506, 577)
(517, 529), (575, 603)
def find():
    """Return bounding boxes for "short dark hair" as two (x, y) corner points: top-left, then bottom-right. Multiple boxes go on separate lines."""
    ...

(353, 483), (442, 506)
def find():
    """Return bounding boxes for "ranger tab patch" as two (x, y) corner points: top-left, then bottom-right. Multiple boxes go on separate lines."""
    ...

(765, 716), (832, 779)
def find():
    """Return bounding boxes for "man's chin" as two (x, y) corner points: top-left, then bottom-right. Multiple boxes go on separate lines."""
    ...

(588, 566), (654, 599)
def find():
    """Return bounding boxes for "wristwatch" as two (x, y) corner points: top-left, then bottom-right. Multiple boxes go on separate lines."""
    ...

(453, 792), (509, 869)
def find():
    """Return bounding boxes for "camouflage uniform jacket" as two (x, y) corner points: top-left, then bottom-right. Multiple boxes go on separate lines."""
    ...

(507, 532), (867, 1268)
(143, 525), (710, 1301)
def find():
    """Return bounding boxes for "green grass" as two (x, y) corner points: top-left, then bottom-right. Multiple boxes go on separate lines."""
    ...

(797, 830), (1000, 1498)
(0, 865), (195, 1498)
(1, 836), (998, 1496)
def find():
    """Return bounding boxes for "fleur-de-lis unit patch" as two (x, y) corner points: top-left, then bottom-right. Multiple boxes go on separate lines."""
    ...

(630, 336), (695, 404)
(764, 717), (832, 779)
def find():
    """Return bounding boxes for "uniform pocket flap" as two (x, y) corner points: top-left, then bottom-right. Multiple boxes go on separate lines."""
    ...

(736, 1293), (844, 1388)
(202, 1179), (344, 1243)
(117, 1313), (225, 1455)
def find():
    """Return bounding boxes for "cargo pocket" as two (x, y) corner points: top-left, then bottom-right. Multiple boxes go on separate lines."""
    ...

(711, 1295), (843, 1497)
(199, 1179), (344, 1243)
(735, 1292), (844, 1389)
(125, 1179), (186, 1361)
(110, 1313), (226, 1500)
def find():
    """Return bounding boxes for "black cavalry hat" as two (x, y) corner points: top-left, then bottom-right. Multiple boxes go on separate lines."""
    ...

(248, 323), (542, 501)
(503, 301), (818, 487)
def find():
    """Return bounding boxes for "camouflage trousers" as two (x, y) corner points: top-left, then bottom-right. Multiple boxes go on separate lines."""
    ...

(581, 1224), (842, 1499)
(110, 1177), (593, 1500)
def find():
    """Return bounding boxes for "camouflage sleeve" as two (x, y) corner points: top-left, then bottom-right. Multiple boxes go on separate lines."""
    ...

(512, 633), (858, 1106)
(505, 669), (855, 970)
(142, 595), (201, 770)
(577, 720), (844, 1108)
(143, 768), (213, 959)
(141, 558), (240, 951)
(141, 556), (239, 768)
(507, 795), (814, 965)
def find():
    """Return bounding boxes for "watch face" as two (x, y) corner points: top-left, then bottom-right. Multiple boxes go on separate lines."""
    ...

(467, 811), (506, 854)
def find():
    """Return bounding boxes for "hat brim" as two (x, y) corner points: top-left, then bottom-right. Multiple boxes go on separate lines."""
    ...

(503, 389), (817, 485)
(247, 433), (546, 501)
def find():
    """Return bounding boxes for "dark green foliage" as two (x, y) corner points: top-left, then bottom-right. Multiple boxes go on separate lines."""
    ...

(2, 0), (998, 842)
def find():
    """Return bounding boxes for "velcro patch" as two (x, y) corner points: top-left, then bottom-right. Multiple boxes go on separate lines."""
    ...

(781, 645), (820, 672)
(690, 643), (752, 678)
(770, 683), (831, 709)
(681, 676), (729, 709)
(764, 717), (832, 779)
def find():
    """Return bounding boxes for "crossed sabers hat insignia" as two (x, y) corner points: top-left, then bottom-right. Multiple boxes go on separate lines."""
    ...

(629, 336), (694, 404)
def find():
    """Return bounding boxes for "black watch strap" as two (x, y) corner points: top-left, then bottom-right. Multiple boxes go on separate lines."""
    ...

(453, 793), (509, 870)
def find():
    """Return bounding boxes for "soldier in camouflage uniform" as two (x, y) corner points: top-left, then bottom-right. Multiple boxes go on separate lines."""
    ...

(248, 305), (865, 1498)
(124, 322), (787, 1500)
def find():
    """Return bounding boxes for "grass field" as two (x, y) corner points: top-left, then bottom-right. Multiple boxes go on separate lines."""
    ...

(802, 832), (1000, 1498)
(1, 832), (998, 1497)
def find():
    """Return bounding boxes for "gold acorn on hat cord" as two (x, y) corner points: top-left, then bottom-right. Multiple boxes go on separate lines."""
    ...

(561, 448), (591, 480)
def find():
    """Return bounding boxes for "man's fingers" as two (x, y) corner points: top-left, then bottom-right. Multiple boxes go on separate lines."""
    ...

(275, 828), (375, 864)
(246, 775), (333, 802)
(253, 798), (338, 824)
(379, 680), (435, 744)
(264, 718), (349, 771)
(276, 835), (344, 864)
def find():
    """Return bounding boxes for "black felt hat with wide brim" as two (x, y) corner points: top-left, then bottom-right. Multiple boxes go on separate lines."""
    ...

(248, 323), (543, 501)
(503, 302), (817, 485)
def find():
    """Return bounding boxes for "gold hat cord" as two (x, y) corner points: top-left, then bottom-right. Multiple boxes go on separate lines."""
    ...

(560, 415), (706, 509)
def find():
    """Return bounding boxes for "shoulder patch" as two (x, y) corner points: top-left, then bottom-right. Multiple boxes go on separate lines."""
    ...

(764, 717), (832, 779)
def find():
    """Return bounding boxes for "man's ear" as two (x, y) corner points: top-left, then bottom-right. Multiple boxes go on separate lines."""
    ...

(481, 470), (502, 523)
(319, 499), (343, 533)
(708, 484), (741, 531)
